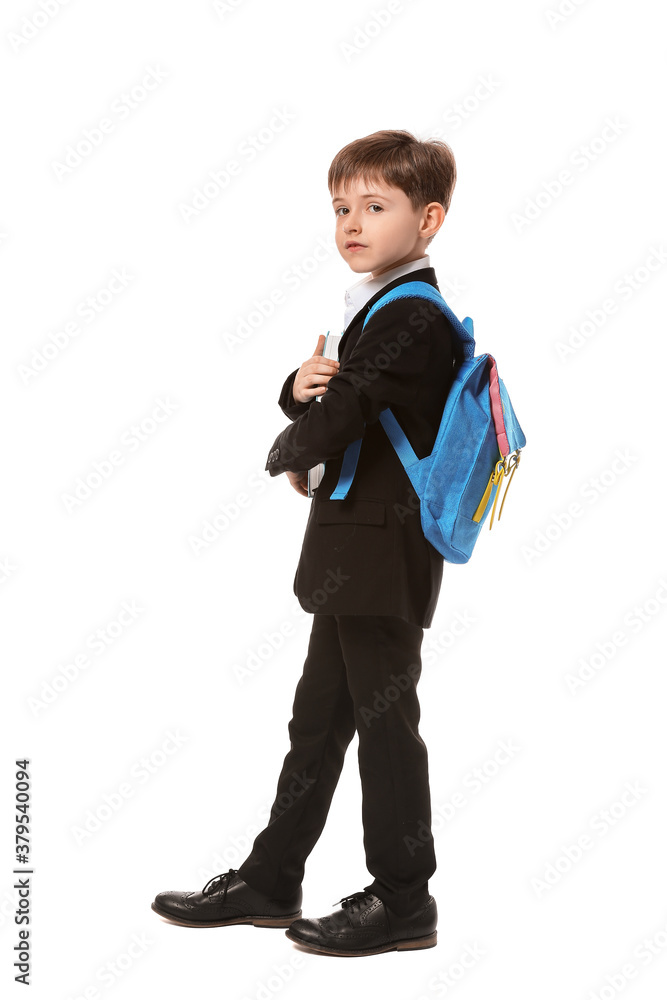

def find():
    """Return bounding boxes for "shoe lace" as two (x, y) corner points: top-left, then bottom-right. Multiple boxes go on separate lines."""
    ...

(201, 868), (239, 902)
(334, 889), (375, 913)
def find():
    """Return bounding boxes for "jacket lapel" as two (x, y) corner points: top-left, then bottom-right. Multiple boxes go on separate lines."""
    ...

(338, 267), (440, 362)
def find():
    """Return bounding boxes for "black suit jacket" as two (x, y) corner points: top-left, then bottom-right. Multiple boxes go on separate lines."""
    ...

(265, 267), (463, 628)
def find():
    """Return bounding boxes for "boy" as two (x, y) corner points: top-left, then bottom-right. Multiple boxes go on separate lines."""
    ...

(152, 129), (462, 957)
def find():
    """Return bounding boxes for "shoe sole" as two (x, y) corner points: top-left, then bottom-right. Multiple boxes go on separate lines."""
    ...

(151, 902), (301, 928)
(284, 928), (437, 956)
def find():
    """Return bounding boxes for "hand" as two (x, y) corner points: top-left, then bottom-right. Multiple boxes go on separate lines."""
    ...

(292, 334), (340, 404)
(286, 469), (309, 496)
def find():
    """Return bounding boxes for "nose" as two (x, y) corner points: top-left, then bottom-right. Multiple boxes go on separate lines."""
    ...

(342, 209), (360, 234)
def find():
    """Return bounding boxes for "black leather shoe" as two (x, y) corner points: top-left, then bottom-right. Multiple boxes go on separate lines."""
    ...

(151, 868), (302, 928)
(285, 889), (437, 956)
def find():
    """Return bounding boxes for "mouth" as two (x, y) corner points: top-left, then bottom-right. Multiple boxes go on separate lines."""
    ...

(345, 241), (367, 251)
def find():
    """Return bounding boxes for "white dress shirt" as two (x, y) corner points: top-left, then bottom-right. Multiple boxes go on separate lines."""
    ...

(343, 255), (431, 331)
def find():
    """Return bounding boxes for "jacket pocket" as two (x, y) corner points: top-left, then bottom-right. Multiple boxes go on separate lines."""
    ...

(315, 497), (386, 526)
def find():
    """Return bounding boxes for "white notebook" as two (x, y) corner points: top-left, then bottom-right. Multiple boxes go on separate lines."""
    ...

(307, 331), (343, 497)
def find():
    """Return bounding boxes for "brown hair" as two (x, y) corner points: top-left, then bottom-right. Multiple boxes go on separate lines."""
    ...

(328, 129), (457, 238)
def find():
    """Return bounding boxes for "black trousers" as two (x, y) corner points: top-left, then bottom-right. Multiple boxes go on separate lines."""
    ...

(237, 612), (436, 917)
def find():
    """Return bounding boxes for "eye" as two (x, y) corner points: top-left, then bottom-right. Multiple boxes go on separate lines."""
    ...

(335, 204), (383, 216)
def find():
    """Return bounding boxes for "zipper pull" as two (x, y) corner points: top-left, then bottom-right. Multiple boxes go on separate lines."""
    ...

(487, 459), (507, 530)
(498, 450), (521, 521)
(473, 458), (506, 525)
(472, 465), (496, 523)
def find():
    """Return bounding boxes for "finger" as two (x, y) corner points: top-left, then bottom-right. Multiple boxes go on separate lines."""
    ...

(304, 378), (332, 397)
(306, 358), (340, 373)
(313, 334), (325, 356)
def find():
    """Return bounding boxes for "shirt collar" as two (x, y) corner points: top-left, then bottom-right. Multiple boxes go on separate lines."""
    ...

(343, 255), (431, 331)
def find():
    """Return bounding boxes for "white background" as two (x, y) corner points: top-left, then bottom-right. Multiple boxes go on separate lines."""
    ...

(2, 0), (666, 998)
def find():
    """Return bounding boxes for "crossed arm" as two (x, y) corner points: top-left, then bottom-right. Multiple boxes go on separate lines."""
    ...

(264, 297), (446, 482)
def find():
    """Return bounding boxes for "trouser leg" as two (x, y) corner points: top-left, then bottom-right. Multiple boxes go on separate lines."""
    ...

(336, 614), (436, 917)
(238, 613), (356, 899)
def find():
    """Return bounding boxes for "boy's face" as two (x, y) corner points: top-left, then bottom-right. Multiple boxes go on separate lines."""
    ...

(331, 176), (444, 279)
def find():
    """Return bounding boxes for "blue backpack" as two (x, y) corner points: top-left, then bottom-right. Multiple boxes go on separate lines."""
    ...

(327, 280), (526, 564)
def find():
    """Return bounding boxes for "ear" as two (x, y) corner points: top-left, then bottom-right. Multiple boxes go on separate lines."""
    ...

(423, 201), (446, 240)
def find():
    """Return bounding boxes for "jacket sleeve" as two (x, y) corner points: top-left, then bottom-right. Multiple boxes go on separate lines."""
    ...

(265, 296), (446, 476)
(278, 367), (314, 422)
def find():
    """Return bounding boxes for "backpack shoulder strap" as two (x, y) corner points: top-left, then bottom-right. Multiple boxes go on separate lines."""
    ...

(328, 280), (474, 500)
(363, 279), (476, 361)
